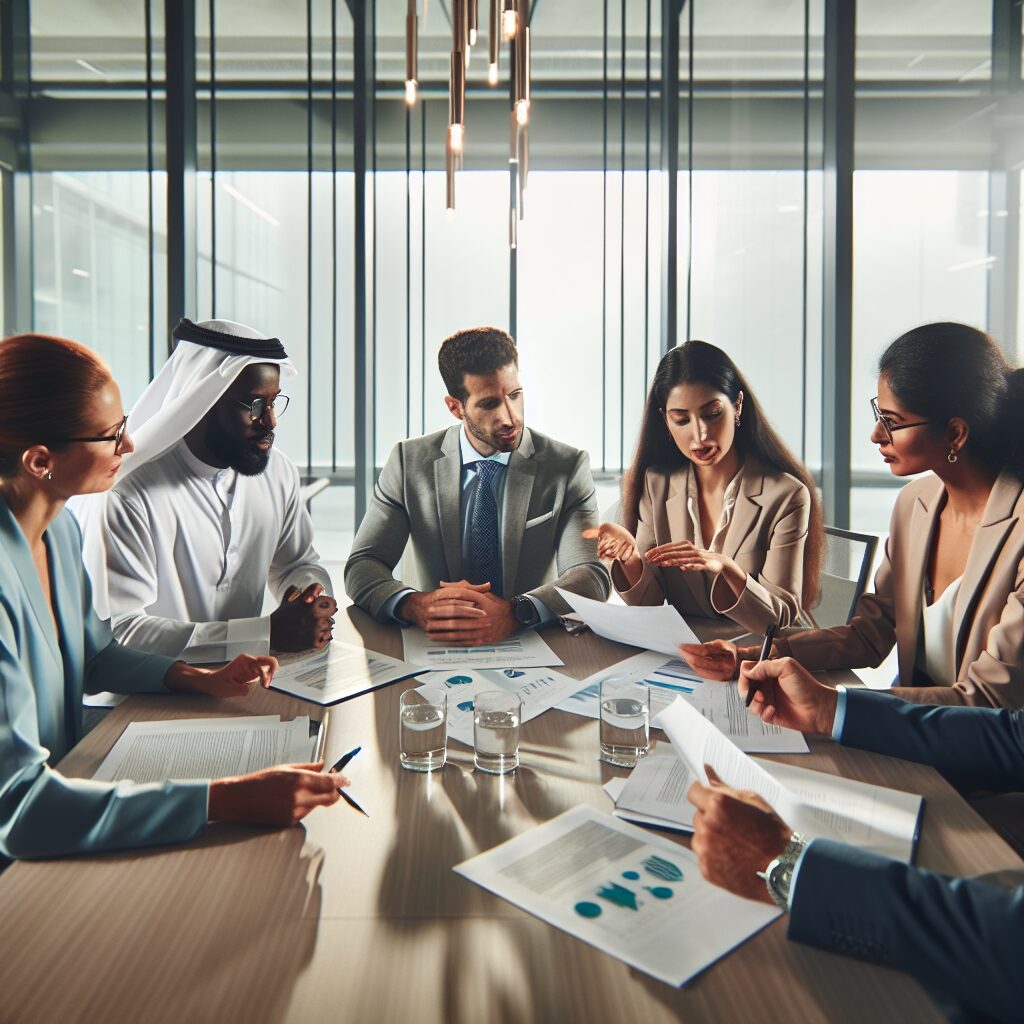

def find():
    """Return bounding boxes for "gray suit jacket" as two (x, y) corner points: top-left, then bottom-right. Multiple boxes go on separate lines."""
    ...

(789, 688), (1024, 1021)
(344, 425), (610, 620)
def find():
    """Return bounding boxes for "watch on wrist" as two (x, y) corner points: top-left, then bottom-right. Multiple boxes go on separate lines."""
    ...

(511, 594), (541, 629)
(757, 832), (806, 911)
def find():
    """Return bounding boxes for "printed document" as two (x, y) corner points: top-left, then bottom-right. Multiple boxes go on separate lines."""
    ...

(93, 716), (316, 783)
(557, 653), (809, 754)
(401, 628), (564, 669)
(655, 698), (923, 856)
(555, 588), (701, 656)
(416, 667), (587, 746)
(454, 804), (780, 987)
(271, 640), (422, 706)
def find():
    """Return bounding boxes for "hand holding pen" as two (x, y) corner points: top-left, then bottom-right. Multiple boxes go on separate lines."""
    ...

(743, 623), (777, 708)
(329, 747), (370, 817)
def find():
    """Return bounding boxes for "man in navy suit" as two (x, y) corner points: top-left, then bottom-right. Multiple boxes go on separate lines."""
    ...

(688, 656), (1024, 1022)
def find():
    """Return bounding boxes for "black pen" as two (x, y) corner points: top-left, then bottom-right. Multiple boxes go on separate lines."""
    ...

(339, 789), (369, 817)
(744, 623), (777, 708)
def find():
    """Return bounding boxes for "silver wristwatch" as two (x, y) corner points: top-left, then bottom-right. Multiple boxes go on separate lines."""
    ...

(757, 832), (807, 911)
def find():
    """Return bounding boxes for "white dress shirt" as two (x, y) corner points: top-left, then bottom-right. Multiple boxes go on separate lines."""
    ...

(100, 440), (331, 659)
(685, 467), (743, 552)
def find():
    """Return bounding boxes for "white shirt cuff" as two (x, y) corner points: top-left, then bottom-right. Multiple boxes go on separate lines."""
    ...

(831, 685), (848, 741)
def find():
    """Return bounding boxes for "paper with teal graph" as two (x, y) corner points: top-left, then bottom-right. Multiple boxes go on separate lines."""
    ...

(415, 666), (587, 746)
(453, 804), (779, 987)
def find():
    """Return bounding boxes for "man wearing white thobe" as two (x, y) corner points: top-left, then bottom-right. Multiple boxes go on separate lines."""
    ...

(79, 318), (335, 660)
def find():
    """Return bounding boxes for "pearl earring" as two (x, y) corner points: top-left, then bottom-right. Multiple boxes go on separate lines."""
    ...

(45, 471), (53, 481)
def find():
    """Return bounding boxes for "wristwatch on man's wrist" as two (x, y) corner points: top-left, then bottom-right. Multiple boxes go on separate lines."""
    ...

(757, 832), (807, 911)
(511, 594), (541, 629)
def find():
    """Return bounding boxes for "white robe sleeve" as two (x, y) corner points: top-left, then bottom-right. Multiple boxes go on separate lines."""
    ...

(266, 460), (333, 602)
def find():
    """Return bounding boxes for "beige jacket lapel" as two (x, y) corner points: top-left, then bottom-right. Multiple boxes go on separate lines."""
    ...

(433, 425), (464, 581)
(953, 472), (1023, 676)
(663, 464), (712, 609)
(896, 478), (943, 681)
(722, 467), (766, 561)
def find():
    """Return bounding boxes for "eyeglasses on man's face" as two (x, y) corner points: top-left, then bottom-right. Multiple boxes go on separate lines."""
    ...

(65, 414), (130, 455)
(233, 394), (290, 423)
(870, 397), (932, 446)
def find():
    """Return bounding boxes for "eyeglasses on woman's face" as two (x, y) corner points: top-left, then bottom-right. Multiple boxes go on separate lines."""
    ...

(870, 397), (932, 446)
(64, 414), (130, 455)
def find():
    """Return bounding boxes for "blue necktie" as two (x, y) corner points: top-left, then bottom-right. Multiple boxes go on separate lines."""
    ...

(468, 460), (504, 597)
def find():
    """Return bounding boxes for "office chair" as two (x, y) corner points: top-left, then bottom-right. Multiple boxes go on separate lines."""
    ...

(810, 525), (879, 629)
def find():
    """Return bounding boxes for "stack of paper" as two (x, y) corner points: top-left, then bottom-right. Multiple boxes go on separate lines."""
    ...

(271, 640), (421, 706)
(401, 628), (563, 669)
(654, 698), (924, 861)
(93, 715), (317, 783)
(415, 667), (587, 747)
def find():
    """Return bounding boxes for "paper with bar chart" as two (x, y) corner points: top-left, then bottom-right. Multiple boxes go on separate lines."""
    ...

(454, 804), (779, 986)
(401, 627), (564, 669)
(415, 666), (587, 746)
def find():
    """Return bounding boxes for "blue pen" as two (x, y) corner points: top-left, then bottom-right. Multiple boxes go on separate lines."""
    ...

(330, 745), (361, 773)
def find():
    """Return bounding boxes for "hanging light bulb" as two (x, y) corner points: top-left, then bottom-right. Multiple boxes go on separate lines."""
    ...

(469, 0), (479, 46)
(488, 0), (501, 82)
(405, 0), (418, 106)
(448, 122), (465, 153)
(502, 0), (518, 40)
(515, 98), (529, 125)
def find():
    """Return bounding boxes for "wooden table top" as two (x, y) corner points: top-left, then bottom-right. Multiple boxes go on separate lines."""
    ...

(0, 609), (1019, 1024)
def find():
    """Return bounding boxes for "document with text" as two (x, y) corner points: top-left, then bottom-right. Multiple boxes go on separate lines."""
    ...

(93, 715), (317, 783)
(401, 627), (564, 670)
(556, 652), (808, 754)
(555, 588), (701, 656)
(416, 666), (587, 746)
(454, 804), (780, 987)
(655, 698), (923, 858)
(271, 640), (422, 706)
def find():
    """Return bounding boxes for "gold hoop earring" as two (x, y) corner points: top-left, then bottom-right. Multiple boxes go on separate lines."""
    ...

(946, 449), (958, 464)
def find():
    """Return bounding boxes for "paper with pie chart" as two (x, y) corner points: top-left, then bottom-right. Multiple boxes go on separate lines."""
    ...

(454, 804), (780, 987)
(415, 667), (587, 747)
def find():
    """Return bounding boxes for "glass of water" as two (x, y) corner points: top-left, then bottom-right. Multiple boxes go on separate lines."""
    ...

(399, 689), (447, 772)
(599, 675), (650, 767)
(473, 690), (522, 775)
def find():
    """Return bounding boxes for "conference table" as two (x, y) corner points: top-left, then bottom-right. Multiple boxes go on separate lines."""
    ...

(1, 610), (1020, 1024)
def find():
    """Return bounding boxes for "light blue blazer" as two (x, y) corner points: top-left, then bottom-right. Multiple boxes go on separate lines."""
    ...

(789, 689), (1024, 1021)
(0, 500), (208, 860)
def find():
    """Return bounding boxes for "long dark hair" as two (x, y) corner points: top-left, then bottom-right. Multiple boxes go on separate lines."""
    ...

(878, 322), (1024, 479)
(622, 340), (824, 609)
(0, 333), (112, 476)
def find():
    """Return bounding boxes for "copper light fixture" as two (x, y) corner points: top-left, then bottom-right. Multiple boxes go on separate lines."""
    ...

(404, 0), (531, 224)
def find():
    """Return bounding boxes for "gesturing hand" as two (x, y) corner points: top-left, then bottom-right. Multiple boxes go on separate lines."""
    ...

(581, 523), (640, 563)
(165, 654), (279, 698)
(270, 583), (338, 652)
(208, 761), (345, 826)
(645, 541), (729, 574)
(679, 639), (759, 681)
(739, 657), (838, 736)
(688, 766), (792, 904)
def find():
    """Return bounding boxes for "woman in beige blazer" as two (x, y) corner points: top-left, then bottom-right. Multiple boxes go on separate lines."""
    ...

(585, 341), (824, 634)
(684, 322), (1024, 709)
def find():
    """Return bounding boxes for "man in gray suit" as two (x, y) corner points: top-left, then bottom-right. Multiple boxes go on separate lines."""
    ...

(345, 327), (610, 642)
(687, 656), (1023, 1022)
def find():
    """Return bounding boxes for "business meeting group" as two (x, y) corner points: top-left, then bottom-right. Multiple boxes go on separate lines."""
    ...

(0, 314), (1021, 1020)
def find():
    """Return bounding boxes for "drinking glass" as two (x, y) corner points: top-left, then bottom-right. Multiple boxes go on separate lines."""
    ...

(399, 690), (447, 772)
(473, 690), (522, 774)
(599, 676), (650, 767)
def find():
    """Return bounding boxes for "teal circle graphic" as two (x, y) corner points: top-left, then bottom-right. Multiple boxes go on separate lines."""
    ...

(645, 886), (673, 900)
(574, 901), (602, 919)
(446, 675), (473, 686)
(622, 870), (640, 880)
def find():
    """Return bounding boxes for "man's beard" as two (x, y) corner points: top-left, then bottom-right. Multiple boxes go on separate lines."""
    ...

(204, 417), (273, 476)
(464, 411), (521, 454)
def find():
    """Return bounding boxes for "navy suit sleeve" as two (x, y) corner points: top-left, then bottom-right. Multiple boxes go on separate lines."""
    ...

(839, 687), (1024, 793)
(789, 840), (1024, 1022)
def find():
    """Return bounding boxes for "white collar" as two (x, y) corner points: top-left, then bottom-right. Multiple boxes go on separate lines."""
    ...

(175, 438), (234, 483)
(459, 424), (511, 468)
